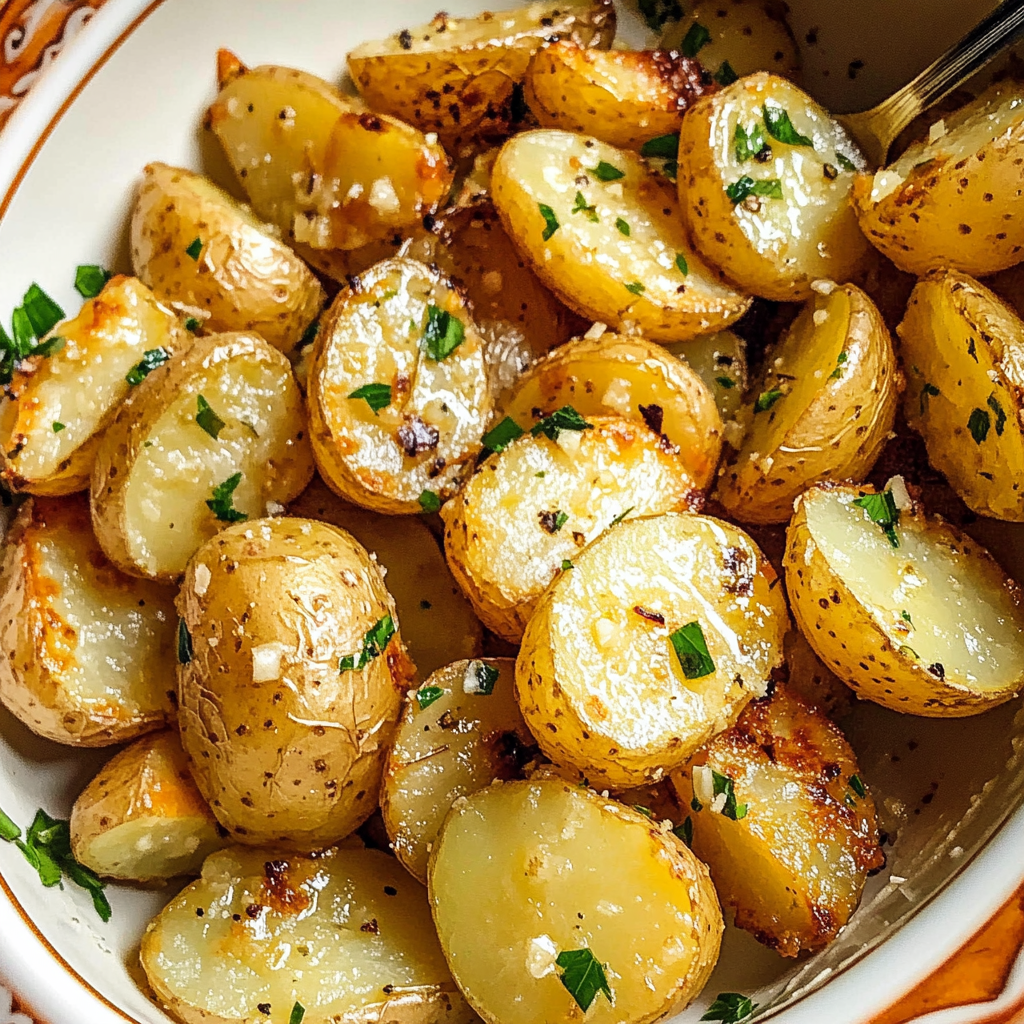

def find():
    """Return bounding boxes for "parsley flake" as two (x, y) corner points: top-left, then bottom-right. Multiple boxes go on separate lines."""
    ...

(74, 265), (111, 299)
(829, 351), (848, 380)
(763, 104), (814, 147)
(715, 376), (736, 389)
(418, 489), (442, 514)
(196, 395), (226, 439)
(22, 285), (65, 338)
(853, 489), (900, 549)
(901, 610), (914, 627)
(339, 615), (395, 672)
(675, 253), (689, 275)
(625, 281), (645, 296)
(185, 237), (203, 261)
(712, 770), (747, 820)
(538, 203), (560, 241)
(640, 133), (679, 159)
(681, 22), (712, 57)
(289, 1003), (306, 1024)
(968, 407), (990, 444)
(637, 0), (684, 31)
(184, 316), (201, 333)
(754, 388), (783, 413)
(0, 808), (20, 842)
(467, 661), (499, 695)
(836, 152), (857, 172)
(572, 191), (599, 222)
(52, 422), (65, 433)
(561, 559), (574, 570)
(609, 506), (635, 527)
(714, 60), (739, 86)
(988, 394), (1007, 436)
(349, 383), (391, 414)
(417, 686), (444, 710)
(126, 347), (170, 386)
(556, 948), (612, 1012)
(207, 473), (247, 523)
(727, 176), (784, 204)
(670, 621), (715, 679)
(616, 217), (631, 236)
(673, 817), (694, 847)
(850, 774), (866, 798)
(531, 406), (593, 441)
(734, 123), (767, 163)
(701, 992), (757, 1023)
(919, 381), (940, 415)
(483, 417), (525, 453)
(591, 161), (624, 182)
(423, 305), (465, 361)
(177, 618), (193, 665)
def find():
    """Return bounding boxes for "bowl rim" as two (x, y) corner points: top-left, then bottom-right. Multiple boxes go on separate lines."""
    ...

(0, 2), (1022, 1022)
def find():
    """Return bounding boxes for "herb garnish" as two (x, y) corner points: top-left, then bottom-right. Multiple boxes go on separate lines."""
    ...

(616, 218), (631, 236)
(196, 395), (226, 439)
(670, 621), (715, 679)
(968, 408), (990, 444)
(712, 770), (747, 820)
(734, 123), (767, 163)
(561, 559), (574, 570)
(836, 152), (857, 172)
(754, 388), (783, 413)
(853, 489), (900, 548)
(52, 422), (65, 433)
(339, 615), (395, 672)
(289, 1003), (305, 1024)
(185, 237), (203, 261)
(919, 381), (940, 415)
(184, 316), (201, 333)
(538, 203), (560, 241)
(349, 382), (391, 414)
(177, 618), (193, 665)
(829, 351), (848, 380)
(417, 686), (444, 710)
(727, 176), (784, 204)
(531, 406), (593, 441)
(74, 265), (111, 299)
(637, 0), (683, 31)
(716, 376), (736, 389)
(609, 506), (635, 527)
(0, 284), (68, 383)
(901, 610), (914, 627)
(714, 60), (739, 86)
(850, 774), (866, 798)
(763, 104), (813, 147)
(418, 489), (442, 513)
(466, 661), (499, 695)
(482, 416), (525, 453)
(207, 473), (247, 523)
(640, 133), (679, 159)
(625, 281), (645, 296)
(572, 191), (599, 223)
(591, 161), (625, 182)
(125, 347), (170, 386)
(556, 948), (612, 1012)
(680, 22), (711, 57)
(422, 305), (465, 361)
(675, 253), (689, 275)
(988, 394), (1007, 436)
(701, 992), (757, 1023)
(673, 817), (694, 847)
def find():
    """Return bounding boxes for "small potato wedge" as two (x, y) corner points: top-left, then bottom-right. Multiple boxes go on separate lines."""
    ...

(500, 333), (723, 487)
(899, 270), (1024, 521)
(492, 130), (751, 341)
(383, 659), (536, 882)
(852, 82), (1024, 277)
(0, 276), (185, 496)
(178, 517), (415, 850)
(0, 496), (177, 746)
(785, 483), (1024, 716)
(90, 331), (313, 580)
(70, 731), (225, 883)
(429, 778), (722, 1024)
(130, 163), (324, 351)
(346, 0), (616, 142)
(142, 845), (471, 1024)
(443, 416), (703, 642)
(716, 283), (901, 524)
(679, 73), (870, 301)
(308, 258), (492, 514)
(779, 628), (853, 721)
(666, 329), (748, 424)
(673, 688), (884, 957)
(289, 476), (482, 680)
(524, 41), (711, 149)
(516, 513), (788, 788)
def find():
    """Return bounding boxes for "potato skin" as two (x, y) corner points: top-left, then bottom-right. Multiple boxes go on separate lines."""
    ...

(0, 496), (177, 746)
(177, 518), (415, 850)
(131, 163), (324, 351)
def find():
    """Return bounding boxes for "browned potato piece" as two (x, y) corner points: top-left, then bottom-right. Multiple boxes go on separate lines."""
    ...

(780, 629), (853, 721)
(673, 688), (884, 957)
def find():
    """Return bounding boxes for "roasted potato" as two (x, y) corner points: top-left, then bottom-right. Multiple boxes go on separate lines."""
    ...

(443, 416), (703, 642)
(987, 261), (1024, 322)
(142, 845), (471, 1024)
(428, 778), (722, 1024)
(0, 276), (185, 495)
(523, 41), (711, 150)
(673, 688), (884, 957)
(716, 283), (901, 524)
(666, 329), (748, 424)
(0, 496), (177, 746)
(659, 0), (800, 83)
(130, 163), (324, 351)
(382, 659), (537, 882)
(347, 0), (616, 143)
(779, 628), (853, 721)
(308, 259), (493, 514)
(899, 270), (1024, 521)
(90, 331), (313, 580)
(208, 56), (451, 252)
(785, 483), (1024, 717)
(500, 332), (724, 487)
(852, 82), (1024, 277)
(516, 512), (788, 788)
(70, 731), (225, 883)
(177, 517), (414, 850)
(289, 476), (482, 680)
(492, 130), (751, 341)
(679, 73), (870, 301)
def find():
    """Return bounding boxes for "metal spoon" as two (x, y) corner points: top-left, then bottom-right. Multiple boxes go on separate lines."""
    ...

(839, 0), (1024, 167)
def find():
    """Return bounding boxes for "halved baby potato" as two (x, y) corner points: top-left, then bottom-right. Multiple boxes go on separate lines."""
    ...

(779, 628), (853, 721)
(852, 81), (1024, 277)
(785, 483), (1024, 716)
(382, 658), (536, 882)
(673, 688), (884, 957)
(0, 496), (177, 746)
(130, 163), (324, 351)
(428, 778), (722, 1024)
(308, 258), (493, 514)
(443, 416), (702, 642)
(70, 731), (225, 883)
(899, 270), (1024, 521)
(500, 333), (723, 485)
(0, 276), (185, 495)
(142, 845), (472, 1024)
(347, 0), (616, 142)
(666, 329), (748, 424)
(492, 130), (751, 341)
(91, 331), (314, 580)
(516, 512), (789, 788)
(716, 283), (901, 524)
(678, 73), (870, 301)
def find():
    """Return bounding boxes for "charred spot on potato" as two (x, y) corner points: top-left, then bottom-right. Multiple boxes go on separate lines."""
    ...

(396, 416), (440, 457)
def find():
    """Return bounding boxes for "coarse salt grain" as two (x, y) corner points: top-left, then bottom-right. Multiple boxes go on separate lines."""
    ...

(693, 765), (714, 806)
(252, 643), (285, 682)
(368, 177), (400, 214)
(811, 279), (836, 295)
(193, 563), (212, 597)
(886, 475), (912, 511)
(584, 322), (608, 341)
(813, 309), (829, 326)
(929, 119), (947, 143)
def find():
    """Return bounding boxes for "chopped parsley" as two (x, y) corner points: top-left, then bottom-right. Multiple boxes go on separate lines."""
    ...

(531, 405), (593, 441)
(591, 161), (625, 182)
(901, 610), (914, 627)
(637, 0), (683, 31)
(680, 22), (712, 58)
(968, 407), (990, 444)
(734, 123), (767, 163)
(633, 805), (653, 818)
(184, 316), (201, 333)
(339, 614), (395, 672)
(640, 133), (679, 159)
(0, 283), (68, 383)
(673, 817), (694, 847)
(349, 382), (391, 414)
(712, 770), (747, 820)
(554, 511), (568, 531)
(609, 506), (635, 527)
(422, 305), (465, 361)
(125, 347), (170, 386)
(616, 217), (631, 236)
(289, 1003), (305, 1024)
(482, 416), (525, 453)
(716, 376), (736, 389)
(701, 992), (757, 1023)
(988, 394), (1007, 436)
(206, 472), (247, 523)
(754, 388), (783, 413)
(185, 237), (203, 261)
(0, 808), (19, 843)
(539, 509), (569, 534)
(52, 422), (65, 433)
(836, 152), (858, 172)
(74, 265), (111, 299)
(675, 252), (689, 275)
(556, 948), (612, 1012)
(32, 335), (65, 357)
(625, 281), (645, 296)
(572, 191), (599, 223)
(714, 60), (739, 86)
(727, 176), (784, 204)
(829, 351), (848, 380)
(763, 103), (814, 147)
(177, 618), (193, 665)
(418, 489), (442, 513)
(467, 661), (499, 695)
(853, 489), (900, 548)
(21, 284), (64, 338)
(850, 774), (866, 798)
(670, 621), (715, 679)
(417, 685), (444, 710)
(919, 381), (940, 414)
(561, 559), (574, 570)
(195, 395), (226, 439)
(538, 203), (560, 241)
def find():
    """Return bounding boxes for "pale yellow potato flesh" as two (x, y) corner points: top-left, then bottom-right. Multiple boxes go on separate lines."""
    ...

(785, 485), (1024, 716)
(492, 130), (751, 341)
(142, 846), (472, 1024)
(716, 283), (901, 524)
(428, 779), (723, 1024)
(382, 659), (536, 882)
(678, 73), (870, 301)
(308, 259), (493, 514)
(853, 82), (1024, 276)
(443, 417), (702, 643)
(70, 731), (225, 883)
(130, 163), (324, 351)
(666, 329), (748, 423)
(516, 513), (789, 788)
(91, 331), (313, 580)
(0, 276), (184, 495)
(500, 333), (724, 487)
(177, 517), (415, 850)
(900, 270), (1024, 521)
(0, 496), (177, 746)
(672, 689), (883, 957)
(288, 477), (482, 681)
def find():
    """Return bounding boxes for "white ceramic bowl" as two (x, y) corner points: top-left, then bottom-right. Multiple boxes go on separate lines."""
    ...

(0, 2), (1022, 1022)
